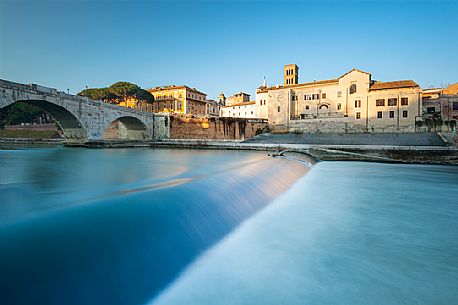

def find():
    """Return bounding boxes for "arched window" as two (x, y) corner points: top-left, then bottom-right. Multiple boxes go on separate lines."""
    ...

(350, 84), (357, 94)
(319, 104), (329, 109)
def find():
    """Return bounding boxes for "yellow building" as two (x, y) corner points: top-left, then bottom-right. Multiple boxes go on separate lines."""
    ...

(148, 85), (208, 117)
(117, 97), (154, 112)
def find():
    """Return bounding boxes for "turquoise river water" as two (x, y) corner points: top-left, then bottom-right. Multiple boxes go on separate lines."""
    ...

(0, 147), (457, 305)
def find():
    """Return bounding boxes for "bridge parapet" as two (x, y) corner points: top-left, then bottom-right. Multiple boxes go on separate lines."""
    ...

(0, 79), (169, 142)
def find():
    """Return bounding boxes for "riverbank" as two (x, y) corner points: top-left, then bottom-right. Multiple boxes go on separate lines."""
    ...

(150, 139), (458, 165)
(2, 137), (458, 165)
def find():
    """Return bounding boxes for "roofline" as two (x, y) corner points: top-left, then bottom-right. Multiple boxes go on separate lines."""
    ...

(338, 68), (372, 79)
(148, 85), (207, 96)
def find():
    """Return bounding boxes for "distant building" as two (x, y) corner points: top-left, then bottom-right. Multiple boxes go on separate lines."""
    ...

(220, 90), (268, 119)
(117, 98), (154, 113)
(422, 83), (458, 132)
(257, 64), (422, 133)
(220, 100), (259, 118)
(225, 92), (251, 106)
(206, 99), (223, 117)
(148, 85), (208, 117)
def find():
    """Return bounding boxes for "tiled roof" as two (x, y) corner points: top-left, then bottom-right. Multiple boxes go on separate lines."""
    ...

(444, 82), (458, 95)
(370, 80), (419, 91)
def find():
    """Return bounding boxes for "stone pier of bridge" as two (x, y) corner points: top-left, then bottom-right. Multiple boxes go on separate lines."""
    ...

(0, 79), (170, 143)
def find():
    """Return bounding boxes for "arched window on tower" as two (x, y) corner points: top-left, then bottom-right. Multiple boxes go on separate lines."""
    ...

(350, 84), (357, 94)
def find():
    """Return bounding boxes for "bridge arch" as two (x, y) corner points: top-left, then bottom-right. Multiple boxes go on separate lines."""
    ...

(1, 99), (87, 141)
(103, 116), (150, 140)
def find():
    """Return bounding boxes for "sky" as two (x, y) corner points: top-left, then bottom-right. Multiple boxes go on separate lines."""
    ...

(1, 0), (457, 99)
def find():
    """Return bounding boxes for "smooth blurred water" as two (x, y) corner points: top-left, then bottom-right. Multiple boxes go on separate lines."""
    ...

(0, 147), (308, 305)
(151, 162), (458, 305)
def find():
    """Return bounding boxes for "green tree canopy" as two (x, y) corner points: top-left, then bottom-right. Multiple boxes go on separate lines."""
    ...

(77, 82), (154, 103)
(78, 88), (116, 100)
(0, 102), (46, 126)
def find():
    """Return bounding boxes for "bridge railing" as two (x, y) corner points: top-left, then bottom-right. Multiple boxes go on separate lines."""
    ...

(1, 78), (156, 117)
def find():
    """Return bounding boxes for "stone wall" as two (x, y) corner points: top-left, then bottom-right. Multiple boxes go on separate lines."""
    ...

(284, 117), (417, 134)
(169, 116), (267, 140)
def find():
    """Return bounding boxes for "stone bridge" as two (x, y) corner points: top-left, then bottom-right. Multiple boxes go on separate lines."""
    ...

(0, 79), (170, 143)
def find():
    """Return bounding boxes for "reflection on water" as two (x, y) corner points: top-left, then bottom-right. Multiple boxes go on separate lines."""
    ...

(152, 162), (458, 305)
(0, 147), (309, 305)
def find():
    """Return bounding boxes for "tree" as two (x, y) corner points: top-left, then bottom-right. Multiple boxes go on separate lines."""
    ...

(0, 102), (47, 126)
(77, 82), (154, 104)
(133, 89), (154, 102)
(108, 82), (140, 101)
(78, 88), (116, 101)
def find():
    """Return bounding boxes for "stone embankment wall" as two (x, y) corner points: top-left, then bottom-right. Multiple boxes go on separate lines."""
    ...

(283, 118), (416, 134)
(170, 116), (267, 140)
(245, 132), (447, 146)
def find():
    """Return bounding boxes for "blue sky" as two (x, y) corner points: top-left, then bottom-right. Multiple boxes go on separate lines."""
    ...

(1, 0), (457, 99)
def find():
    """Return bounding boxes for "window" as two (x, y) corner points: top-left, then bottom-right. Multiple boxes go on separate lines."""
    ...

(319, 104), (329, 109)
(305, 105), (310, 110)
(453, 102), (458, 110)
(377, 111), (382, 118)
(403, 110), (408, 118)
(322, 93), (327, 99)
(356, 112), (361, 119)
(251, 111), (253, 114)
(389, 111), (395, 118)
(350, 84), (357, 94)
(376, 99), (385, 107)
(354, 100), (361, 108)
(427, 107), (436, 113)
(278, 106), (281, 112)
(337, 91), (342, 98)
(337, 103), (342, 110)
(388, 98), (398, 106)
(401, 97), (408, 106)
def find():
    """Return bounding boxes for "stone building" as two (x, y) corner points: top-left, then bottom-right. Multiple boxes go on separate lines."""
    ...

(117, 97), (154, 113)
(421, 83), (458, 132)
(220, 100), (259, 118)
(258, 65), (422, 133)
(220, 90), (269, 119)
(206, 99), (223, 117)
(225, 92), (251, 106)
(148, 85), (208, 117)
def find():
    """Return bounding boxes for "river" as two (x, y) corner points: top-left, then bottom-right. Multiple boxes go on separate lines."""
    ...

(1, 147), (457, 305)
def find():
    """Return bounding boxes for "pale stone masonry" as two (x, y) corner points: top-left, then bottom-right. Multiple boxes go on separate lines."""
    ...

(0, 79), (170, 142)
(258, 65), (422, 133)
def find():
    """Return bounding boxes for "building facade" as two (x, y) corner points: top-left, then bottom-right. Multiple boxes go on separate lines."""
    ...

(206, 99), (223, 117)
(225, 92), (251, 106)
(220, 90), (269, 119)
(259, 65), (422, 133)
(148, 85), (208, 117)
(221, 101), (259, 118)
(421, 83), (458, 132)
